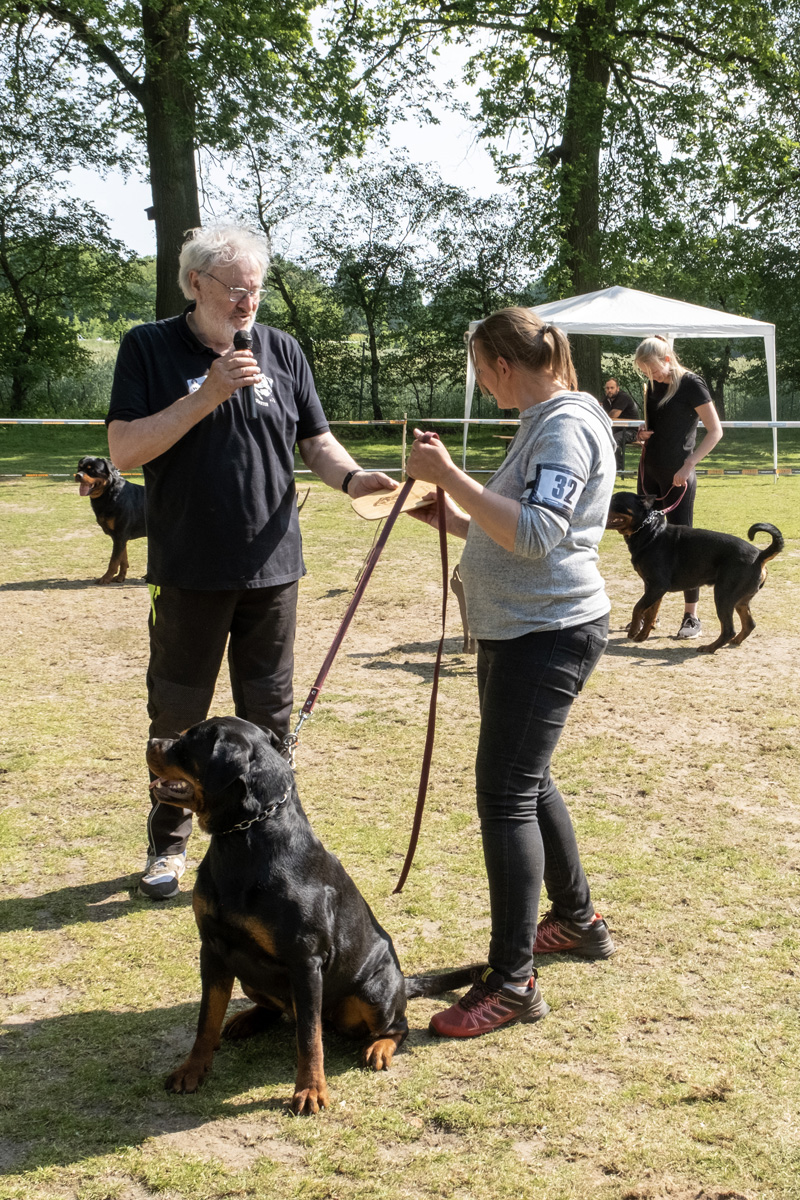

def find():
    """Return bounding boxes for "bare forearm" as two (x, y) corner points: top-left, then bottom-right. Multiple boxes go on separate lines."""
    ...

(686, 427), (723, 469)
(446, 510), (471, 540)
(109, 399), (208, 470)
(297, 431), (360, 490)
(107, 364), (237, 468)
(108, 343), (262, 471)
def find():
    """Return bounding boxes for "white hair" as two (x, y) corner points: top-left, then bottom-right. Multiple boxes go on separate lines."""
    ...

(178, 224), (269, 299)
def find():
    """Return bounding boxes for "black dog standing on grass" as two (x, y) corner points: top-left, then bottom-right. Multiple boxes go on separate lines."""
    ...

(75, 456), (146, 584)
(146, 716), (476, 1115)
(606, 491), (783, 653)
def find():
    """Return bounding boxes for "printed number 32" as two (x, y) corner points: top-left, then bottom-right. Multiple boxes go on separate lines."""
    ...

(552, 474), (577, 502)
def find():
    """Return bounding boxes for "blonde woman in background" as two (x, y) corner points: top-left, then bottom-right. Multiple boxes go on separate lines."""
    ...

(633, 336), (723, 639)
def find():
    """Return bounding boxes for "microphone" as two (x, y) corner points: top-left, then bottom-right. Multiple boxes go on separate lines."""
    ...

(233, 329), (257, 419)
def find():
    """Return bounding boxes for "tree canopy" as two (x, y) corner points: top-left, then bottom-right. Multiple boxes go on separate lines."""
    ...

(0, 0), (387, 317)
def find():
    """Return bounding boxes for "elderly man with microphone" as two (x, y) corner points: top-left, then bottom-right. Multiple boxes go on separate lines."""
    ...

(107, 224), (395, 900)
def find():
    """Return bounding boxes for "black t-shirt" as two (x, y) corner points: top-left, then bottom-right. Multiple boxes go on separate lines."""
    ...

(601, 390), (639, 421)
(107, 308), (330, 589)
(644, 372), (713, 472)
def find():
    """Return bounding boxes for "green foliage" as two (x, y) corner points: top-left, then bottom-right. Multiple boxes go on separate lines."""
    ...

(0, 193), (141, 414)
(0, 0), (416, 314)
(251, 155), (542, 420)
(358, 1), (800, 394)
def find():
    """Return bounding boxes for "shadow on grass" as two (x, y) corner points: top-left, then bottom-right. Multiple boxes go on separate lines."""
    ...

(602, 631), (739, 661)
(349, 638), (475, 679)
(0, 577), (147, 591)
(0, 875), (193, 932)
(0, 1000), (376, 1174)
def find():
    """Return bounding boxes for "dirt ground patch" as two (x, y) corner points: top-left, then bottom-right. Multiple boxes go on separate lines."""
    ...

(1, 476), (799, 1200)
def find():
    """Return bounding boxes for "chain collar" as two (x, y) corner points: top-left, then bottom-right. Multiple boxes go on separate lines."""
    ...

(630, 508), (665, 536)
(215, 789), (290, 835)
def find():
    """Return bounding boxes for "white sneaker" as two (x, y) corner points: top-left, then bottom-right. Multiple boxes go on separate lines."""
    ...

(139, 852), (186, 900)
(676, 614), (702, 639)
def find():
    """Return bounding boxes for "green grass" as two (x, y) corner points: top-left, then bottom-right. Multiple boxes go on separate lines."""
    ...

(1, 467), (799, 1199)
(3, 421), (800, 479)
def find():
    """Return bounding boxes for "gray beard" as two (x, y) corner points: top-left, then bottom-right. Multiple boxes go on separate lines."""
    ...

(193, 310), (254, 350)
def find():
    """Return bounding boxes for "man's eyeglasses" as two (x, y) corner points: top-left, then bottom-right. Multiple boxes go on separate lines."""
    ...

(202, 271), (263, 304)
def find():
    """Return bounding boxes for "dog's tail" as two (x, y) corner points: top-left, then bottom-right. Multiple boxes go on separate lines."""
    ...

(748, 523), (784, 564)
(405, 966), (480, 998)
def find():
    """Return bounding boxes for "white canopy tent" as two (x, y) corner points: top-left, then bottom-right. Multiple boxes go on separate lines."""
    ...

(463, 285), (778, 471)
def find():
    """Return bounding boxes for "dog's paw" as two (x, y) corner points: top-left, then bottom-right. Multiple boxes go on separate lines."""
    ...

(632, 628), (650, 642)
(165, 1058), (211, 1094)
(291, 1082), (330, 1115)
(363, 1037), (399, 1071)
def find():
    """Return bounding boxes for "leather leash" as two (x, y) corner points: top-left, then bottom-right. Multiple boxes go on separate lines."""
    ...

(282, 478), (449, 894)
(394, 485), (447, 894)
(637, 436), (688, 514)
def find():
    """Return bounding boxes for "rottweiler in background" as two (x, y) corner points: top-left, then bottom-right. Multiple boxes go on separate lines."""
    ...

(606, 491), (783, 653)
(75, 456), (146, 584)
(147, 717), (476, 1115)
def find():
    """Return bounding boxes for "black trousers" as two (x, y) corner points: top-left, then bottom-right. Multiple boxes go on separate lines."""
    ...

(613, 430), (635, 472)
(639, 461), (699, 604)
(475, 616), (609, 983)
(145, 582), (297, 856)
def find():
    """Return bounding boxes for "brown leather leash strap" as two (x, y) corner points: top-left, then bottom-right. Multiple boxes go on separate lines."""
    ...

(283, 476), (415, 764)
(282, 477), (449, 895)
(393, 485), (448, 894)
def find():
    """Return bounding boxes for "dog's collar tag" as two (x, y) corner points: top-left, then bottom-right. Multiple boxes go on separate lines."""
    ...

(216, 789), (290, 835)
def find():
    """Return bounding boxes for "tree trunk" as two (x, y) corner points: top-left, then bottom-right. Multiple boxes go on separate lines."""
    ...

(365, 313), (384, 421)
(9, 370), (26, 415)
(558, 1), (614, 397)
(698, 344), (730, 420)
(141, 1), (201, 320)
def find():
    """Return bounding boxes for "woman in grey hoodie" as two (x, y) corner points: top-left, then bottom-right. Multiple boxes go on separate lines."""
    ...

(407, 307), (617, 1040)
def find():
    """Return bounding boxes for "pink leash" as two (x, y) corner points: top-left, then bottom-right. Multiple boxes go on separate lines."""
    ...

(637, 436), (688, 514)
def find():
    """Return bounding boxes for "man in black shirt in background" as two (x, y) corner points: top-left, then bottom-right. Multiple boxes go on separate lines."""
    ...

(107, 224), (395, 899)
(601, 378), (640, 471)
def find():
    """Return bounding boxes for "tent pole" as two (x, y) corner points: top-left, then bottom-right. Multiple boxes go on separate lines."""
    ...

(764, 332), (778, 480)
(463, 326), (477, 470)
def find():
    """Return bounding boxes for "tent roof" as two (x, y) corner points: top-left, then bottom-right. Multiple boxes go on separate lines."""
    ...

(527, 285), (774, 340)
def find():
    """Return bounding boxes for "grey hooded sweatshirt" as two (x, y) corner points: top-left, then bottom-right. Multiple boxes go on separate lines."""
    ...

(458, 391), (616, 640)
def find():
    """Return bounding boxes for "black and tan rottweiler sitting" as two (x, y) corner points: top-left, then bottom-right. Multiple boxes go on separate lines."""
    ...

(147, 716), (474, 1115)
(606, 491), (783, 654)
(75, 456), (146, 584)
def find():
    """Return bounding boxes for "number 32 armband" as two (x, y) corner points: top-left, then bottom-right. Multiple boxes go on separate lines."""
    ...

(521, 463), (587, 519)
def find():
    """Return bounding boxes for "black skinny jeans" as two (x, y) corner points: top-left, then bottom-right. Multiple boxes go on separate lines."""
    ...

(475, 615), (609, 983)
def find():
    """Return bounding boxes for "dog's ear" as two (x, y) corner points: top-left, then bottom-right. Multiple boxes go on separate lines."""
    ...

(261, 726), (282, 751)
(203, 753), (248, 800)
(640, 493), (657, 512)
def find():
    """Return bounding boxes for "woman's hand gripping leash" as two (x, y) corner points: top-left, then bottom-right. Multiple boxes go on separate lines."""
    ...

(406, 429), (470, 540)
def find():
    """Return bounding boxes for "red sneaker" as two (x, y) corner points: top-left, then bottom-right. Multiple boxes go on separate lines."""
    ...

(428, 967), (549, 1039)
(532, 911), (615, 959)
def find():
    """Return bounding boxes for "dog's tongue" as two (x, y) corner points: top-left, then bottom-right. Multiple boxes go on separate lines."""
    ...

(79, 481), (92, 497)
